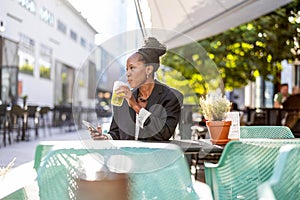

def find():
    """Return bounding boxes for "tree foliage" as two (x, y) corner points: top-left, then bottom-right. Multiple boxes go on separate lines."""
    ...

(162, 0), (300, 95)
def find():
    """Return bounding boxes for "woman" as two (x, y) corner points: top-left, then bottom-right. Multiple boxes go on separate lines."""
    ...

(90, 37), (183, 141)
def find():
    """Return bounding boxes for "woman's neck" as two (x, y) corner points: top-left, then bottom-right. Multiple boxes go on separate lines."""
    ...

(139, 81), (155, 98)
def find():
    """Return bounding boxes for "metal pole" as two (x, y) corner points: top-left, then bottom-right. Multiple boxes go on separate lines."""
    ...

(134, 0), (147, 40)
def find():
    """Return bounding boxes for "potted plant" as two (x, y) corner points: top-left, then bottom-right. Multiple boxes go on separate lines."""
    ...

(199, 89), (232, 145)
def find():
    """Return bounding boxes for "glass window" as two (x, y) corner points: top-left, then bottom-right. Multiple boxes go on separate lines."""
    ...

(57, 19), (67, 34)
(19, 34), (35, 75)
(80, 37), (86, 48)
(70, 30), (77, 41)
(39, 44), (52, 79)
(40, 7), (54, 25)
(39, 59), (51, 79)
(295, 65), (300, 86)
(18, 0), (36, 13)
(19, 33), (35, 52)
(18, 51), (34, 75)
(40, 43), (52, 57)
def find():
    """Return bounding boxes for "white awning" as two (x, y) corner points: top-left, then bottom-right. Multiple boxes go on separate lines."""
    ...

(144, 0), (292, 48)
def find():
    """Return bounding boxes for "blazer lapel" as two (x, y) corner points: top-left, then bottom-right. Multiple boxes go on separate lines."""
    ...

(146, 80), (163, 110)
(130, 89), (138, 120)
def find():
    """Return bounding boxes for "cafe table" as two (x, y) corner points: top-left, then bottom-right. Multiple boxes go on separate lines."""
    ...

(33, 139), (224, 170)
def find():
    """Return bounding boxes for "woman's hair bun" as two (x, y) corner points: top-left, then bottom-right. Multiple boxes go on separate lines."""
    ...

(137, 37), (167, 69)
(142, 37), (166, 57)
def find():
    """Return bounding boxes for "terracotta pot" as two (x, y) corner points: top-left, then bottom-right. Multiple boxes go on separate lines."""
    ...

(206, 120), (232, 145)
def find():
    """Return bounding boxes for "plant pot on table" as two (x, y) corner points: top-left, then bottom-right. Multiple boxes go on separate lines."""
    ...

(206, 120), (232, 145)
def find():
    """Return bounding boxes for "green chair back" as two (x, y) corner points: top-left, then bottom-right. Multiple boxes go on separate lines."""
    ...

(258, 145), (300, 200)
(240, 126), (294, 138)
(2, 188), (27, 200)
(204, 139), (300, 200)
(36, 141), (202, 200)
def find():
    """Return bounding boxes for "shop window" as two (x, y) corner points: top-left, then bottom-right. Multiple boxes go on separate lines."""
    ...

(18, 51), (34, 75)
(39, 60), (51, 79)
(39, 44), (52, 79)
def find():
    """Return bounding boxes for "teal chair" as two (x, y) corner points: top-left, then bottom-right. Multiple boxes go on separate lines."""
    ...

(36, 141), (212, 200)
(240, 126), (294, 139)
(204, 139), (300, 200)
(258, 145), (300, 200)
(193, 126), (294, 182)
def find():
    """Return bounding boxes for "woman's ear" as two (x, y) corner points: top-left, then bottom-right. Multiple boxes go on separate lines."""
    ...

(146, 65), (154, 75)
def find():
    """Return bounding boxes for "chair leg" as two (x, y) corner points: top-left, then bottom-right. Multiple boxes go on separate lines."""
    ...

(35, 117), (39, 138)
(16, 122), (21, 142)
(3, 127), (6, 147)
(5, 123), (11, 145)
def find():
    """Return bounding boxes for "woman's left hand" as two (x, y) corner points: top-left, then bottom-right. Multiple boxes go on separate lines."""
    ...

(115, 85), (139, 108)
(115, 85), (133, 101)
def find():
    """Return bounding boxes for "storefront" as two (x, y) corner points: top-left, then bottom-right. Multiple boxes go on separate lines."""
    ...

(0, 36), (19, 104)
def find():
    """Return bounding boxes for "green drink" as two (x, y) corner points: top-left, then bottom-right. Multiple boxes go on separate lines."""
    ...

(111, 81), (125, 106)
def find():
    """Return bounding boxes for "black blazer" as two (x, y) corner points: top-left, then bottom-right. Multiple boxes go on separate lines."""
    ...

(109, 80), (183, 141)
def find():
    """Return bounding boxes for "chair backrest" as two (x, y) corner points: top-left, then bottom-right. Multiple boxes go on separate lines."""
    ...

(258, 145), (300, 200)
(0, 104), (7, 115)
(204, 139), (300, 200)
(36, 141), (201, 200)
(10, 105), (25, 117)
(26, 105), (39, 118)
(0, 104), (8, 124)
(39, 106), (50, 115)
(240, 126), (294, 139)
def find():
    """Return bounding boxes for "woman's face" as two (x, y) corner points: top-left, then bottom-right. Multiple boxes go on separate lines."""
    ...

(126, 53), (148, 88)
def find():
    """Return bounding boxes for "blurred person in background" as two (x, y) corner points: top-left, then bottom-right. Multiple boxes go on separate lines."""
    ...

(292, 85), (300, 95)
(274, 83), (290, 108)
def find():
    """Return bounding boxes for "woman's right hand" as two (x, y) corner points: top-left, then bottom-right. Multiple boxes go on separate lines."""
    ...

(89, 125), (107, 140)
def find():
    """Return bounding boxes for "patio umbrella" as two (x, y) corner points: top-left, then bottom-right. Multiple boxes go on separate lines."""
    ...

(137, 0), (292, 48)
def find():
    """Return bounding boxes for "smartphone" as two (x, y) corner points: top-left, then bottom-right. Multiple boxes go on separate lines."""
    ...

(82, 120), (100, 135)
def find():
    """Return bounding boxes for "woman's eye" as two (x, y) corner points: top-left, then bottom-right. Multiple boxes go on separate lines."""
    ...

(126, 65), (137, 71)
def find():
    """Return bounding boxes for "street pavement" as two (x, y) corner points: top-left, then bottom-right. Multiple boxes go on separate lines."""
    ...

(0, 127), (86, 168)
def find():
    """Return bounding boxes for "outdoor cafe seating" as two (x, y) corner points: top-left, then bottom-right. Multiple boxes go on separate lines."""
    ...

(0, 104), (9, 147)
(8, 105), (26, 141)
(240, 94), (300, 138)
(2, 141), (214, 200)
(0, 104), (47, 146)
(2, 108), (300, 200)
(204, 139), (300, 200)
(257, 145), (300, 200)
(192, 125), (295, 181)
(39, 106), (52, 136)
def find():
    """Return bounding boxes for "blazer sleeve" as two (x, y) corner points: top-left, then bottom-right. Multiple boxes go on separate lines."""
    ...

(108, 117), (120, 140)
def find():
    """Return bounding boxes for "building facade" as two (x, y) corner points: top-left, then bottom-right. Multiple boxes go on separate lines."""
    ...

(0, 0), (98, 107)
